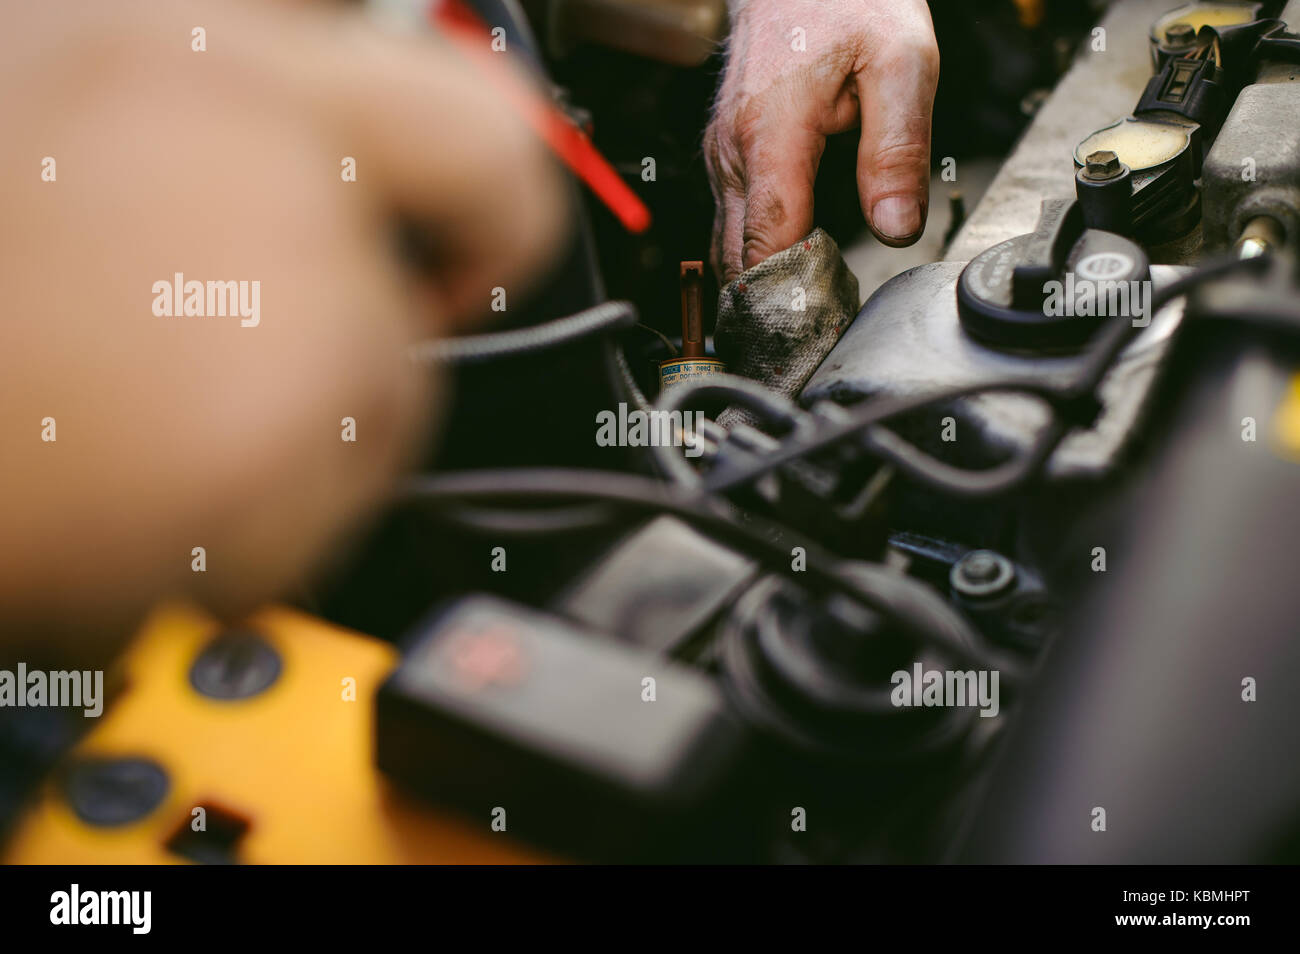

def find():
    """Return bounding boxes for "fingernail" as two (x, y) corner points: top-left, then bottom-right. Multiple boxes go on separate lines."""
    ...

(871, 196), (922, 242)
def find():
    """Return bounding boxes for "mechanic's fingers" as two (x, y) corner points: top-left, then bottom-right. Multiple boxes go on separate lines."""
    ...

(712, 194), (743, 283)
(714, 184), (748, 284)
(300, 13), (567, 328)
(855, 31), (940, 248)
(705, 128), (747, 283)
(738, 118), (823, 272)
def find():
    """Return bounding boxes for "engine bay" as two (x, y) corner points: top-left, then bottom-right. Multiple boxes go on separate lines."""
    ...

(5, 0), (1300, 871)
(297, 0), (1300, 864)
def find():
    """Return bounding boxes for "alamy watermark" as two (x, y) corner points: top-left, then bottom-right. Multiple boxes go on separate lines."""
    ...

(890, 663), (1000, 718)
(152, 272), (260, 327)
(1042, 253), (1152, 328)
(596, 403), (705, 458)
(50, 884), (150, 934)
(0, 665), (103, 717)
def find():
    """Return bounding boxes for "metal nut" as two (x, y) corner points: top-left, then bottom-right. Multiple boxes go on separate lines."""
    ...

(951, 550), (1016, 599)
(1165, 22), (1196, 48)
(1084, 150), (1122, 180)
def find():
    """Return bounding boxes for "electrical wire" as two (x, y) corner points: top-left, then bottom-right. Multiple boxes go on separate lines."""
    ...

(409, 300), (638, 365)
(396, 252), (1272, 690)
(397, 467), (1025, 681)
(650, 373), (812, 486)
(634, 323), (679, 357)
(607, 337), (654, 414)
(673, 253), (1274, 498)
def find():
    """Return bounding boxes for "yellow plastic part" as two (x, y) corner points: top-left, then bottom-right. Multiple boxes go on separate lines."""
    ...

(4, 604), (544, 864)
(1271, 373), (1300, 462)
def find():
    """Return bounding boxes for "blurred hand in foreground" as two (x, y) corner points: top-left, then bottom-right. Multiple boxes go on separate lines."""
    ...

(0, 0), (565, 643)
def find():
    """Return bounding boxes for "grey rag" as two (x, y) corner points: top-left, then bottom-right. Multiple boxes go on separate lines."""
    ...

(714, 228), (860, 430)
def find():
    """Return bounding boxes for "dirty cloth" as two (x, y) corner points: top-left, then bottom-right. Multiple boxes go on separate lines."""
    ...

(714, 228), (860, 430)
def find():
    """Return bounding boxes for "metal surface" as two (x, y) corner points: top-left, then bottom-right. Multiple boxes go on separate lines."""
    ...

(679, 261), (705, 359)
(1084, 149), (1123, 178)
(859, 0), (1300, 487)
(1236, 213), (1287, 255)
(1202, 76), (1300, 249)
(951, 550), (1016, 599)
(547, 0), (727, 66)
(946, 0), (1189, 262)
(551, 515), (757, 653)
(802, 261), (1188, 480)
(959, 328), (1300, 863)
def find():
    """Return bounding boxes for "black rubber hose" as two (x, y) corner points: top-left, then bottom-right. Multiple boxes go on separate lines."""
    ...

(698, 253), (1272, 498)
(409, 300), (638, 366)
(397, 467), (1023, 681)
(651, 373), (812, 485)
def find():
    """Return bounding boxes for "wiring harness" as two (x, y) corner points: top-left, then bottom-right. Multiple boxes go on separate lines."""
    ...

(397, 251), (1277, 698)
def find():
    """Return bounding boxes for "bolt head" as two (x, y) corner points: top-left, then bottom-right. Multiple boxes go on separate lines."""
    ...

(961, 552), (1000, 582)
(1166, 22), (1196, 47)
(951, 550), (1016, 599)
(1084, 150), (1122, 179)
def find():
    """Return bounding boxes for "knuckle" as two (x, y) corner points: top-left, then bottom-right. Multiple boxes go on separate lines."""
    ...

(868, 138), (930, 176)
(909, 33), (941, 78)
(741, 205), (785, 260)
(741, 235), (769, 263)
(871, 31), (940, 84)
(741, 234), (779, 273)
(732, 113), (764, 159)
(704, 124), (746, 191)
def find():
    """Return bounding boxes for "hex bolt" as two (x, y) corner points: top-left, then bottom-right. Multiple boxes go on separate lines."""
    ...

(951, 550), (1017, 599)
(1084, 150), (1122, 180)
(1165, 22), (1196, 49)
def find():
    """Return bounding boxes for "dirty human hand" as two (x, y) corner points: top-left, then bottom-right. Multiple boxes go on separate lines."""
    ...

(705, 0), (940, 282)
